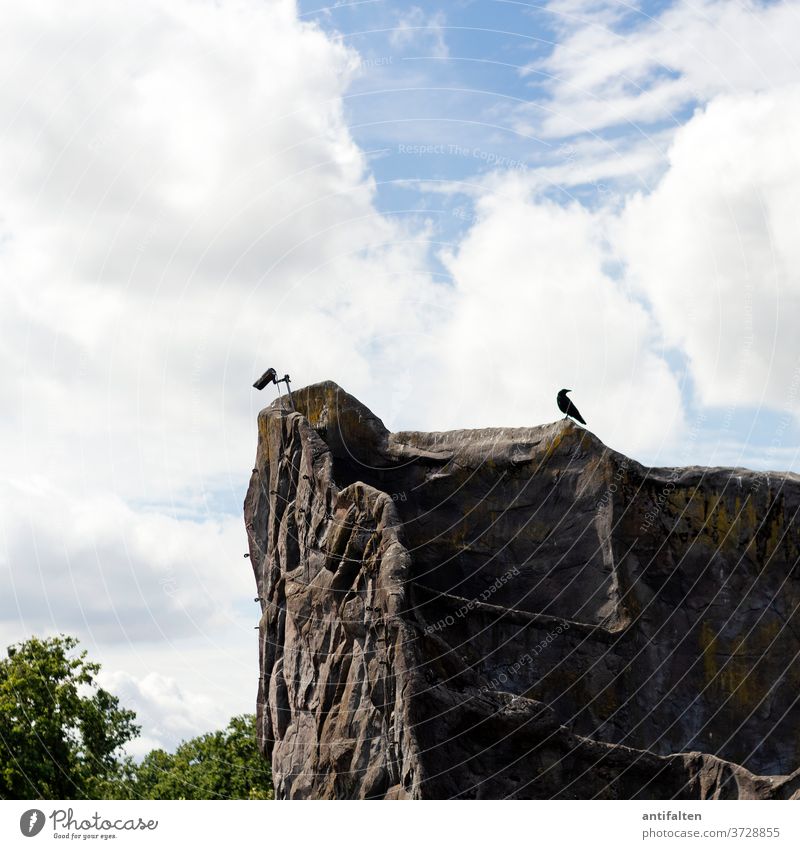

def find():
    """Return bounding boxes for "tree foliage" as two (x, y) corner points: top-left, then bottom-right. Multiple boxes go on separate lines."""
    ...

(119, 714), (273, 800)
(0, 635), (139, 799)
(0, 634), (273, 800)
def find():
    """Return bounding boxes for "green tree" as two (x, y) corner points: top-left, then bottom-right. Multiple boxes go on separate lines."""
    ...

(124, 714), (273, 800)
(0, 635), (139, 799)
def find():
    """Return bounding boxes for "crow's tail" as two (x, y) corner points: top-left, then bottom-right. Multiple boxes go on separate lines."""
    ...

(570, 405), (586, 425)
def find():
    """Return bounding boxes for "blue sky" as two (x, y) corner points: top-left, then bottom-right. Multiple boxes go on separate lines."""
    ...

(301, 0), (687, 199)
(294, 0), (800, 470)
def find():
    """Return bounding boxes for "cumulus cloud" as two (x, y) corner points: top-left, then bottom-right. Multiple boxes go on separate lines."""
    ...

(434, 1), (800, 445)
(0, 0), (452, 728)
(429, 185), (685, 457)
(440, 84), (800, 444)
(0, 478), (250, 642)
(98, 668), (231, 756)
(0, 0), (445, 501)
(619, 86), (800, 412)
(0, 0), (440, 646)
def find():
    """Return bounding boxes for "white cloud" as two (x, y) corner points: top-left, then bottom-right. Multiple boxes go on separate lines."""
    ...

(0, 0), (446, 737)
(435, 1), (800, 440)
(429, 185), (685, 458)
(526, 0), (800, 138)
(389, 6), (449, 59)
(98, 668), (231, 756)
(0, 0), (440, 504)
(0, 478), (250, 642)
(619, 85), (800, 412)
(433, 83), (800, 444)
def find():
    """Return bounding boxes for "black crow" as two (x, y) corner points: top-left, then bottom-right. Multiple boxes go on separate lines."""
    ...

(253, 367), (278, 390)
(557, 388), (586, 425)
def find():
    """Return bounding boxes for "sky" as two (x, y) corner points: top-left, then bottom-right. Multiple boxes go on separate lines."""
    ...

(2, 0), (800, 754)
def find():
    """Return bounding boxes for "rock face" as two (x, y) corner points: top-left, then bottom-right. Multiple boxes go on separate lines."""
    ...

(244, 381), (800, 799)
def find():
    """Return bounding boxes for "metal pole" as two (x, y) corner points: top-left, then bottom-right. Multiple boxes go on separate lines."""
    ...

(282, 374), (295, 411)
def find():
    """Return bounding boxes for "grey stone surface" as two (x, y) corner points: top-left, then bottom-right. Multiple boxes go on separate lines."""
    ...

(244, 381), (800, 799)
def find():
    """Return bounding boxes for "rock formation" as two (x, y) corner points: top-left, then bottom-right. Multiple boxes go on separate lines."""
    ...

(244, 381), (800, 799)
